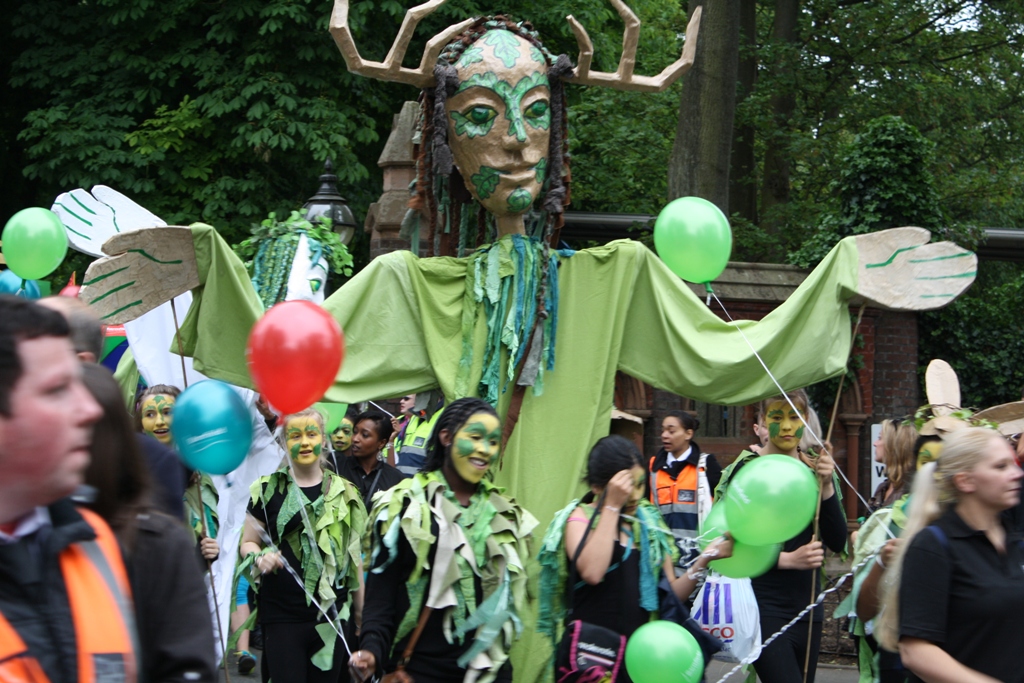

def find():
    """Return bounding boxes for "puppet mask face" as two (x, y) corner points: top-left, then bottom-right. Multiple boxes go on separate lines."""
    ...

(140, 394), (175, 445)
(331, 418), (354, 452)
(285, 233), (329, 305)
(446, 30), (551, 219)
(286, 416), (323, 466)
(450, 412), (502, 484)
(765, 400), (805, 453)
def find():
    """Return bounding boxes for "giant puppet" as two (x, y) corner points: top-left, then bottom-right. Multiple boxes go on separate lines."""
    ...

(78, 2), (975, 672)
(52, 185), (347, 658)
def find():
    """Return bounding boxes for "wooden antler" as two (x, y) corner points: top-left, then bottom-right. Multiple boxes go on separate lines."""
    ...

(329, 0), (475, 88)
(568, 2), (702, 92)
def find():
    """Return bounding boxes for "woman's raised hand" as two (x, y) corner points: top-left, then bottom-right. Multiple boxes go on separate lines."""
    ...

(604, 470), (636, 511)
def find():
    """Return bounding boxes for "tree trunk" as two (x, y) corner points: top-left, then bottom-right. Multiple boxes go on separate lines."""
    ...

(758, 0), (800, 225)
(728, 0), (758, 225)
(667, 0), (741, 215)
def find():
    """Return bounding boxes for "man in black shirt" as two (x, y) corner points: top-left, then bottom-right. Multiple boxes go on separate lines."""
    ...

(335, 409), (404, 510)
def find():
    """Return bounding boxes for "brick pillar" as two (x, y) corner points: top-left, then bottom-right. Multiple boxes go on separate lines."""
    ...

(364, 102), (427, 259)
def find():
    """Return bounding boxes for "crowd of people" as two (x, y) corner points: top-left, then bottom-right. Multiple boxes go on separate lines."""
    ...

(3, 288), (1024, 683)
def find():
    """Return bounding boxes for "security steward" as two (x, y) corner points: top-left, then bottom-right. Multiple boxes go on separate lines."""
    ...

(391, 393), (443, 478)
(0, 296), (138, 683)
(647, 411), (722, 567)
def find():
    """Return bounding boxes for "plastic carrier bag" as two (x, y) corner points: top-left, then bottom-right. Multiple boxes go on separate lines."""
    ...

(691, 572), (762, 663)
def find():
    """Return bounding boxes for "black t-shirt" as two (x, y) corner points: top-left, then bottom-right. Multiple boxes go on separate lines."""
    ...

(899, 507), (1024, 683)
(570, 541), (650, 639)
(247, 482), (345, 623)
(335, 456), (405, 510)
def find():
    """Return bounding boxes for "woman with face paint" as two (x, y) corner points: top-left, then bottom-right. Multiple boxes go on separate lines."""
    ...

(348, 398), (537, 683)
(327, 406), (359, 469)
(876, 428), (1024, 683)
(239, 407), (367, 683)
(134, 384), (221, 563)
(537, 435), (732, 681)
(714, 390), (848, 683)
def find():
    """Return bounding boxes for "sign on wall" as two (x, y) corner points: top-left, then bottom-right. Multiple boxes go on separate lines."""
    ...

(869, 423), (886, 495)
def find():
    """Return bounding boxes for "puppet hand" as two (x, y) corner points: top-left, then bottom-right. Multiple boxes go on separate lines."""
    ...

(80, 227), (199, 324)
(52, 186), (166, 258)
(855, 227), (976, 311)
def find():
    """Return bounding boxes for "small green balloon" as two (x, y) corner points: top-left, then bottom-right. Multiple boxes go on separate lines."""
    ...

(625, 621), (704, 683)
(653, 196), (732, 283)
(724, 454), (819, 546)
(699, 504), (780, 578)
(2, 208), (68, 280)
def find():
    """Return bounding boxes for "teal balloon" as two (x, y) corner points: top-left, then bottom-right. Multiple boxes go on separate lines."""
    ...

(171, 381), (252, 475)
(724, 454), (818, 546)
(0, 270), (41, 299)
(625, 621), (704, 683)
(699, 504), (781, 578)
(1, 208), (68, 280)
(653, 196), (732, 283)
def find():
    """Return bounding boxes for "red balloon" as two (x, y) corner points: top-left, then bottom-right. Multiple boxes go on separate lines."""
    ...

(246, 301), (344, 414)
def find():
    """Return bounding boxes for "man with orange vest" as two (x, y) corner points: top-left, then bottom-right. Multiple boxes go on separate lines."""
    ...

(0, 296), (138, 683)
(647, 411), (722, 568)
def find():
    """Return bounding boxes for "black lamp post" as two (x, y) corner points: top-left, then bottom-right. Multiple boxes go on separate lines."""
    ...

(303, 158), (358, 246)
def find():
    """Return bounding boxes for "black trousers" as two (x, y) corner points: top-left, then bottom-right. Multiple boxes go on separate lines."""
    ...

(752, 615), (823, 683)
(262, 621), (351, 683)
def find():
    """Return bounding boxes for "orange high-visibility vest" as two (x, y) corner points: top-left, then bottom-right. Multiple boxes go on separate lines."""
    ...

(0, 508), (137, 683)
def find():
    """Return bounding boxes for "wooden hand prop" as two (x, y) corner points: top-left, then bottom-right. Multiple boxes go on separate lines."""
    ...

(80, 227), (199, 324)
(855, 227), (976, 310)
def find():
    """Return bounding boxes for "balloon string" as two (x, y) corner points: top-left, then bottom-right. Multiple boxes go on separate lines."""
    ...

(368, 400), (395, 418)
(195, 477), (230, 682)
(251, 521), (355, 658)
(707, 292), (895, 542)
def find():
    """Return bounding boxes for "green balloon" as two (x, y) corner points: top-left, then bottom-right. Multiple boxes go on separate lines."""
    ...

(625, 621), (704, 683)
(653, 196), (732, 283)
(1, 208), (68, 280)
(724, 454), (819, 546)
(699, 504), (780, 578)
(314, 402), (349, 434)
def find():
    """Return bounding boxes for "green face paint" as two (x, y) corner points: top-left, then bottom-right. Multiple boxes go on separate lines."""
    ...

(768, 422), (781, 439)
(534, 158), (547, 184)
(286, 416), (323, 466)
(482, 30), (522, 68)
(471, 166), (502, 199)
(450, 412), (502, 485)
(141, 394), (176, 445)
(454, 71), (550, 142)
(765, 400), (802, 454)
(331, 419), (353, 452)
(507, 188), (533, 213)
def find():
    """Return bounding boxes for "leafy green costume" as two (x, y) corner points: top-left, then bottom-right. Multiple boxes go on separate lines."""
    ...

(364, 470), (537, 683)
(536, 499), (678, 647)
(234, 467), (367, 668)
